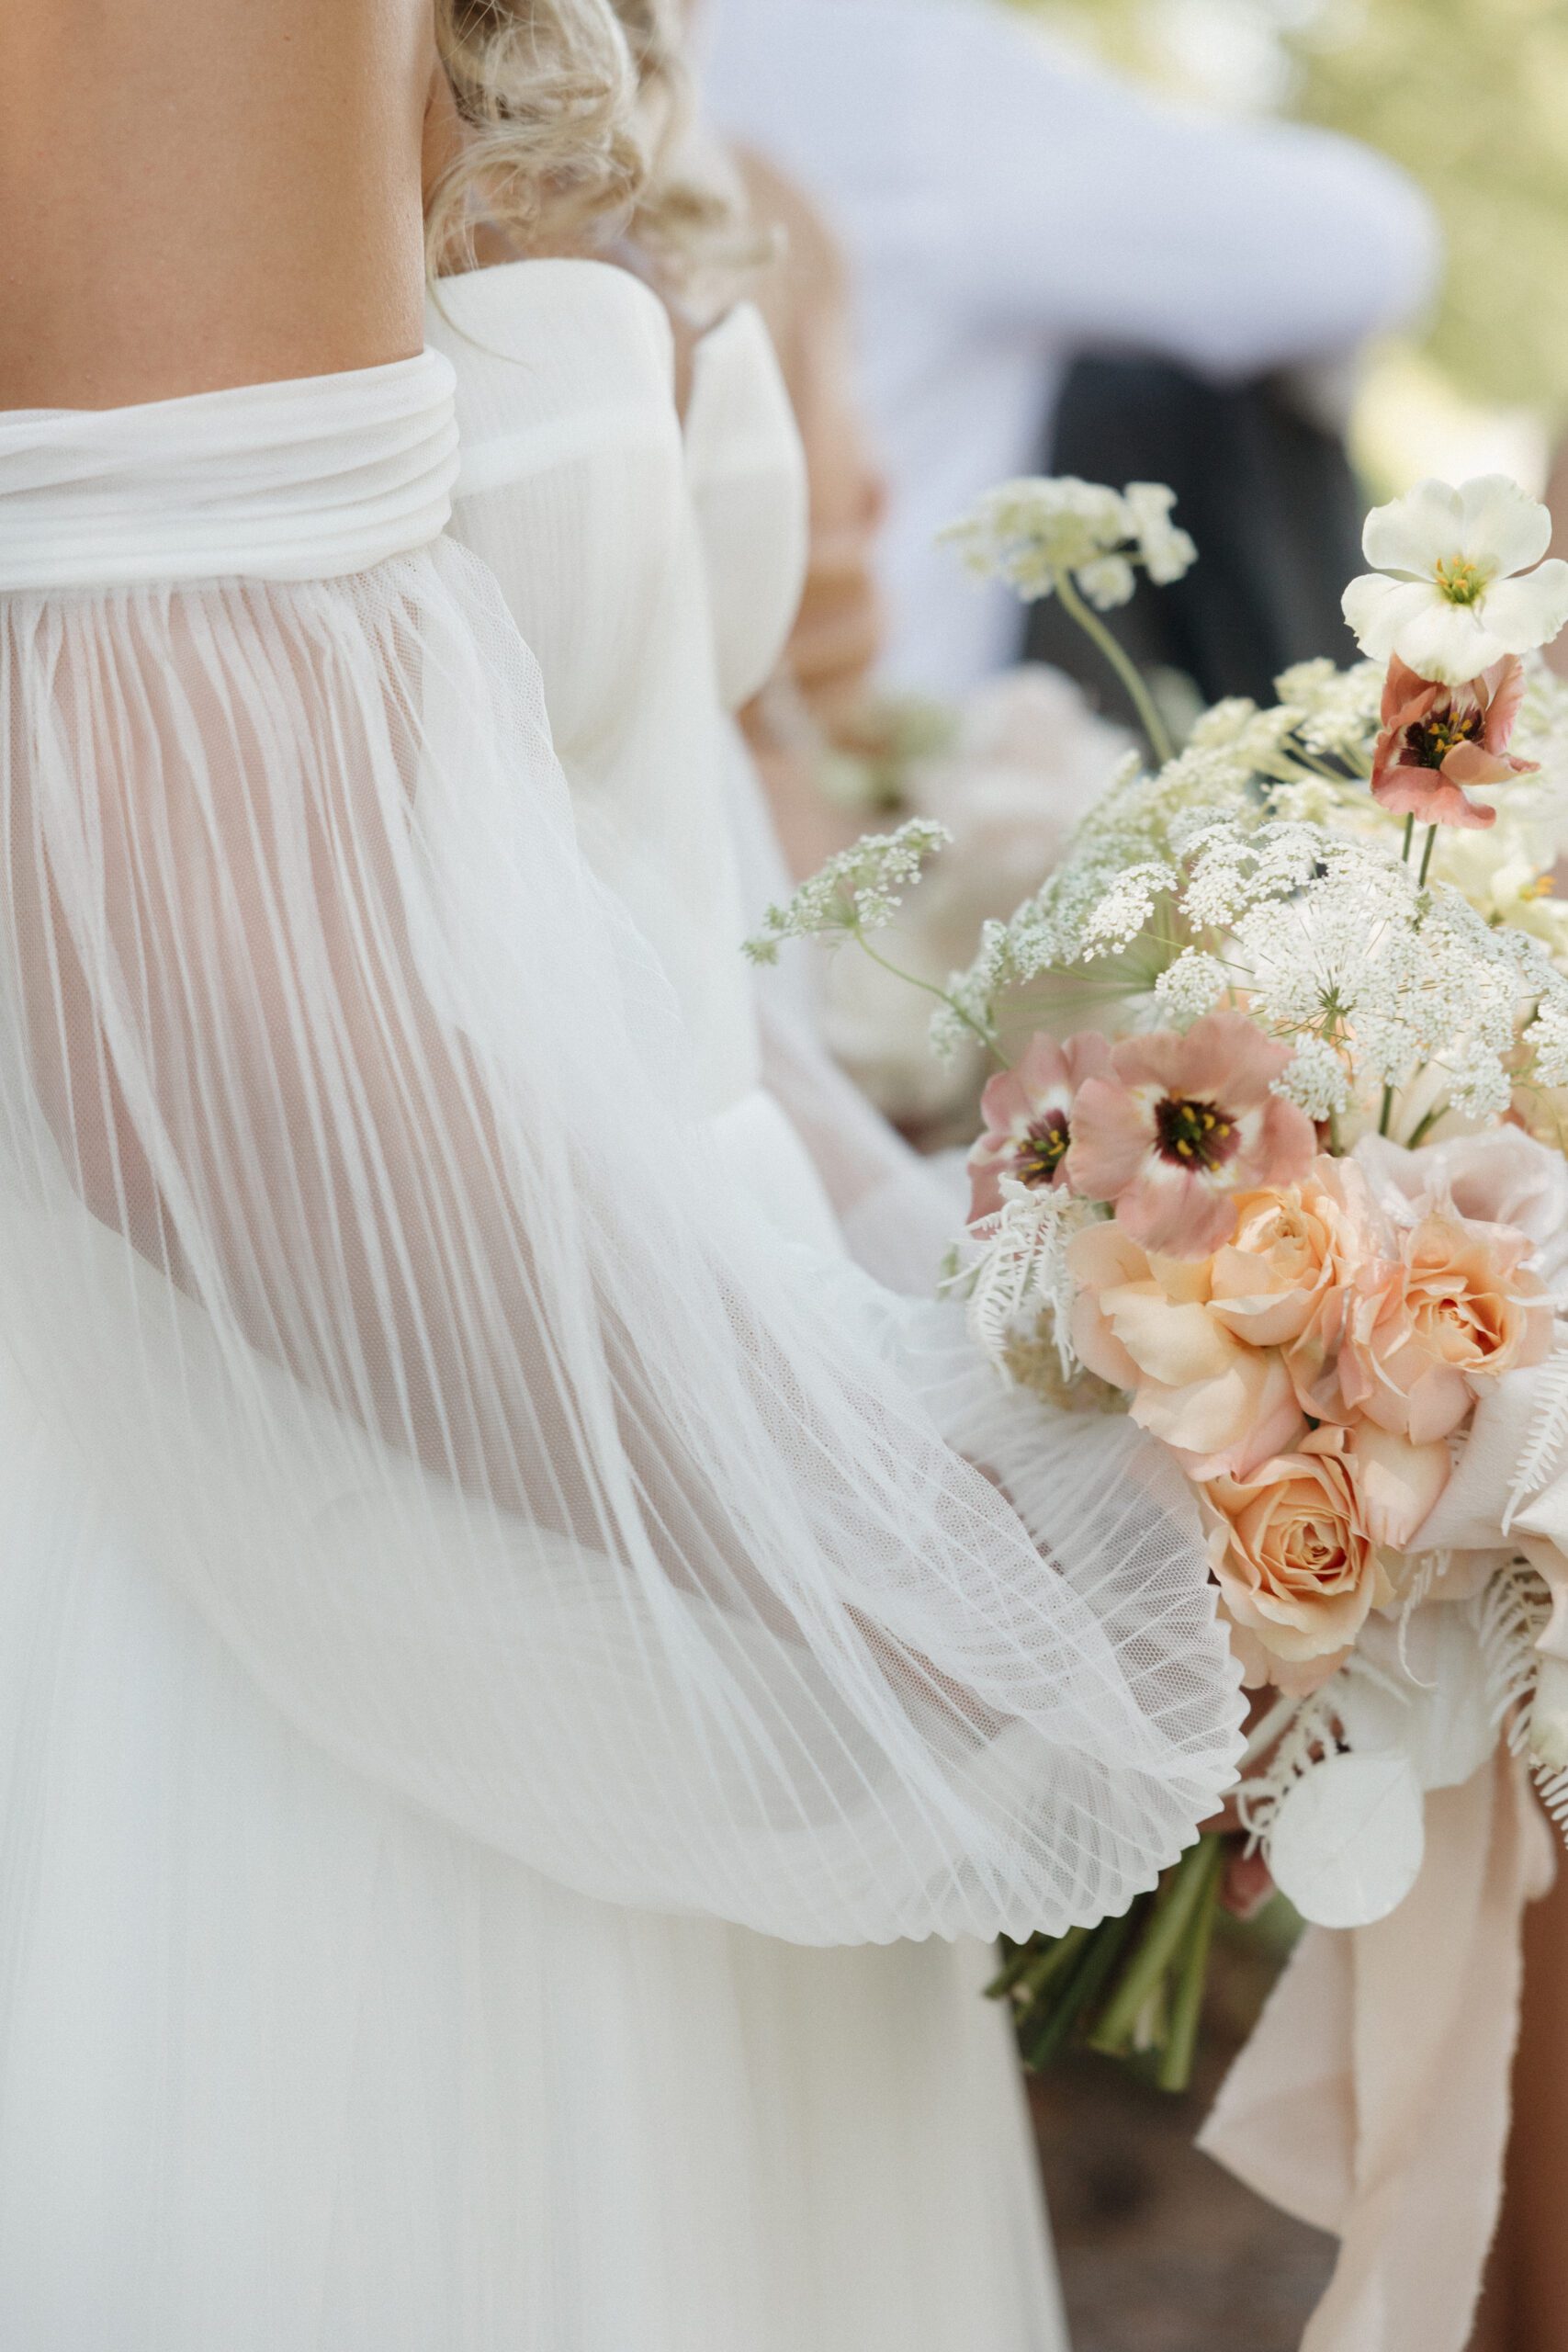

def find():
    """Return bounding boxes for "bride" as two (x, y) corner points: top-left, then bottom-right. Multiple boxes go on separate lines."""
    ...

(0, 4), (1242, 2345)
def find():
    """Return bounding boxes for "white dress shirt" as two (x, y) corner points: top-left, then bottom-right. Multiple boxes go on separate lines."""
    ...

(701, 0), (1440, 694)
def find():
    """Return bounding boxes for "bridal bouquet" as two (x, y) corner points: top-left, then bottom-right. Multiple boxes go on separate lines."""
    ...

(748, 468), (1568, 2094)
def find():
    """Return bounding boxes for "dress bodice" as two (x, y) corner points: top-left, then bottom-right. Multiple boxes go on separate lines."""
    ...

(425, 259), (760, 1111)
(0, 353), (458, 589)
(682, 301), (809, 715)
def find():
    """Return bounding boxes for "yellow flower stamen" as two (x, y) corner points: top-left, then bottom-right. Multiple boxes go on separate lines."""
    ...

(1433, 553), (1491, 608)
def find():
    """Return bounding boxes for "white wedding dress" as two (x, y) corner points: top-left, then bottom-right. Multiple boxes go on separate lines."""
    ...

(0, 264), (1241, 2350)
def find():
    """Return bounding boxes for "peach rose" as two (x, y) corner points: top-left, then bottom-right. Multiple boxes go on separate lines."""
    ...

(1355, 1128), (1568, 1294)
(1341, 1208), (1555, 1446)
(1206, 1157), (1394, 1422)
(1068, 1220), (1304, 1479)
(1199, 1427), (1393, 1679)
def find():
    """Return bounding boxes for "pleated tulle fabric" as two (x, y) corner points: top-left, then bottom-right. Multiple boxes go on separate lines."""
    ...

(427, 259), (762, 1115)
(0, 356), (1241, 1950)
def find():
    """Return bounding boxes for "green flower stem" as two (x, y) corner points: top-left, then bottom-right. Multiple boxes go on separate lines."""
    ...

(1406, 1099), (1450, 1149)
(1372, 818), (1438, 1138)
(986, 1928), (1087, 2005)
(850, 927), (1005, 1063)
(1055, 573), (1176, 768)
(1157, 1836), (1225, 2094)
(1090, 1838), (1218, 2056)
(1021, 1908), (1145, 2074)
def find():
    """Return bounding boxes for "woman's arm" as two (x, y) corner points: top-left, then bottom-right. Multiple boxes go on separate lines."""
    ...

(0, 0), (434, 407)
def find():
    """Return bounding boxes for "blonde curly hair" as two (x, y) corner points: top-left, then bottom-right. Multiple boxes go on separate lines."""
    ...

(426, 0), (741, 286)
(609, 0), (740, 277)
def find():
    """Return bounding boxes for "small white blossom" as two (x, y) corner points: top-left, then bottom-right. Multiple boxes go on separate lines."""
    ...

(1186, 696), (1263, 751)
(1077, 554), (1137, 611)
(742, 820), (951, 963)
(1274, 657), (1382, 763)
(941, 477), (1131, 603)
(1125, 481), (1198, 585)
(1445, 1040), (1516, 1123)
(1526, 986), (1568, 1090)
(941, 474), (1195, 614)
(1276, 1038), (1352, 1121)
(1154, 949), (1229, 1024)
(1079, 859), (1176, 951)
(1342, 475), (1568, 685)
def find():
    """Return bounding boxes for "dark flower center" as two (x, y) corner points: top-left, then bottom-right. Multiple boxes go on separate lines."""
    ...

(1155, 1094), (1237, 1171)
(1015, 1111), (1071, 1185)
(1407, 707), (1483, 767)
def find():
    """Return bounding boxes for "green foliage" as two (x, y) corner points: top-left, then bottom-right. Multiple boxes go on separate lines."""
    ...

(1295, 0), (1568, 417)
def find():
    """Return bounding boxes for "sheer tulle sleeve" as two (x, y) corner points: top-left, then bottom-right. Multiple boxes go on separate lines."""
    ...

(0, 524), (1241, 1943)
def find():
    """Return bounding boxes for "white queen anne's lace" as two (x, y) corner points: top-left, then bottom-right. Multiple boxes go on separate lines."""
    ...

(942, 474), (1196, 613)
(743, 820), (953, 964)
(932, 653), (1568, 1136)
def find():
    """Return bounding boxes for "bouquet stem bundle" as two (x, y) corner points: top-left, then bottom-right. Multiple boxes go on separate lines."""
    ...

(988, 1833), (1225, 2092)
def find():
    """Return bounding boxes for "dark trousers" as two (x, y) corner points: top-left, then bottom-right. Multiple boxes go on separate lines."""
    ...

(1022, 358), (1366, 725)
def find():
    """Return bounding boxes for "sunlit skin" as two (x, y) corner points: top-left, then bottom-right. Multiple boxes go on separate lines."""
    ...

(0, 0), (439, 408)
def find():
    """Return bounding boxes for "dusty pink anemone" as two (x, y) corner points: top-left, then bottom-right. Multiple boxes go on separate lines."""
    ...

(1369, 654), (1536, 831)
(1065, 1009), (1315, 1257)
(966, 1031), (1111, 1221)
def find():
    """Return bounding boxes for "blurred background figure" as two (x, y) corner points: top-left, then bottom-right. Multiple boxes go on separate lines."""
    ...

(699, 0), (1438, 702)
(718, 128), (1137, 1137)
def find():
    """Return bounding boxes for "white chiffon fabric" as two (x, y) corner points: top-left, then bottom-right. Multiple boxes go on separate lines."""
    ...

(678, 284), (970, 1295)
(433, 258), (1069, 2352)
(0, 294), (1240, 2344)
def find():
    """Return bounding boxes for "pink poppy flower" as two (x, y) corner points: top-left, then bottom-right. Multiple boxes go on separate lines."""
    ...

(1065, 1010), (1315, 1258)
(1369, 654), (1537, 831)
(966, 1031), (1112, 1221)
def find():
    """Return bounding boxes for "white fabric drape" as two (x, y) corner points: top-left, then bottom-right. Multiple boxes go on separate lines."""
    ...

(0, 356), (1242, 1946)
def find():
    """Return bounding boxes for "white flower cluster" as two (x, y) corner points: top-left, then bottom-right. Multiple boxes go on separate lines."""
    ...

(926, 649), (1568, 1136)
(941, 475), (1197, 613)
(743, 820), (953, 965)
(1228, 840), (1527, 1102)
(1273, 657), (1384, 763)
(1530, 995), (1568, 1091)
(1275, 1036), (1353, 1122)
(1154, 948), (1230, 1025)
(760, 640), (1568, 1142)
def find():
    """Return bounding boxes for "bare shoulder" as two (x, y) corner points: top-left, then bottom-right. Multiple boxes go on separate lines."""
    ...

(0, 0), (435, 407)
